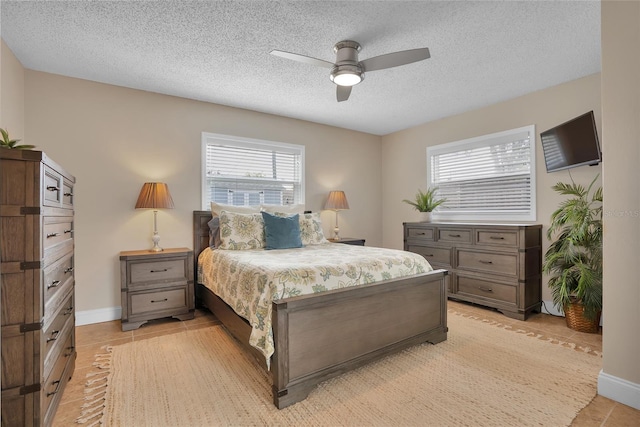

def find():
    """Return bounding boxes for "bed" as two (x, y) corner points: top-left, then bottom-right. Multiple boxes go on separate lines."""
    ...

(193, 210), (448, 409)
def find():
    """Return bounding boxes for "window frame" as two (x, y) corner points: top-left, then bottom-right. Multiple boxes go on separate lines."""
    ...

(201, 132), (305, 210)
(427, 125), (536, 222)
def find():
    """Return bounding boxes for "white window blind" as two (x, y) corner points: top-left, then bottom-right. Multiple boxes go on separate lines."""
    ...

(427, 125), (536, 221)
(201, 133), (304, 210)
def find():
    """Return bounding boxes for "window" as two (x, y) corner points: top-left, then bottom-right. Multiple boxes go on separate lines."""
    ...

(427, 125), (536, 221)
(201, 133), (304, 210)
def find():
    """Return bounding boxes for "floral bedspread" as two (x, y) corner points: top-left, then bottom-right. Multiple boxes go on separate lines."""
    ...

(197, 243), (433, 364)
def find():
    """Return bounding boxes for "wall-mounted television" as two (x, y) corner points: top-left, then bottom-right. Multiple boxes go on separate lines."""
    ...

(540, 111), (602, 173)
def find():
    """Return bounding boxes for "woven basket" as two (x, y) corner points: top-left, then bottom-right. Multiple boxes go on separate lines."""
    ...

(564, 302), (601, 333)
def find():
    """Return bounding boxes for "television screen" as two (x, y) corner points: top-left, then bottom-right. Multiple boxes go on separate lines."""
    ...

(540, 111), (601, 173)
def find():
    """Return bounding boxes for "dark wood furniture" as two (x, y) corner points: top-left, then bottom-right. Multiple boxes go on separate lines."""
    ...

(328, 237), (365, 246)
(1, 148), (76, 426)
(404, 222), (542, 320)
(119, 248), (194, 331)
(193, 210), (448, 409)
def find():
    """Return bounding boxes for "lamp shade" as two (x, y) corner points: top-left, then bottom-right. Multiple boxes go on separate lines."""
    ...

(324, 190), (349, 210)
(135, 182), (175, 209)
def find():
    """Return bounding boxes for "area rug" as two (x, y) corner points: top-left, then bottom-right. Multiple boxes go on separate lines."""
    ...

(77, 311), (601, 426)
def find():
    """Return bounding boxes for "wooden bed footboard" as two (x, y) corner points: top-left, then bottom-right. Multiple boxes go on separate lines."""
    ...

(192, 210), (448, 409)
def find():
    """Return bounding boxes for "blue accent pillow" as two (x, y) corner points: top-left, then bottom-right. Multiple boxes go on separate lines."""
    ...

(261, 212), (303, 250)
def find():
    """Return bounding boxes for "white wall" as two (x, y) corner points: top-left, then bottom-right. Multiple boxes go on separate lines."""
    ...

(0, 39), (24, 140)
(23, 70), (382, 321)
(599, 0), (640, 410)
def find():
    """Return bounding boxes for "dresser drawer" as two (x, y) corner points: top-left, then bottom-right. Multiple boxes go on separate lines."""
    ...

(43, 252), (74, 312)
(43, 217), (74, 250)
(129, 258), (187, 286)
(457, 249), (517, 276)
(476, 229), (518, 247)
(406, 227), (434, 241)
(406, 244), (451, 267)
(43, 294), (74, 379)
(457, 275), (517, 305)
(437, 228), (472, 244)
(130, 287), (188, 315)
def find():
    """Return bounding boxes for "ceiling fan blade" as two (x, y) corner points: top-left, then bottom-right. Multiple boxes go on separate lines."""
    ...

(337, 85), (352, 102)
(360, 47), (430, 72)
(270, 50), (334, 69)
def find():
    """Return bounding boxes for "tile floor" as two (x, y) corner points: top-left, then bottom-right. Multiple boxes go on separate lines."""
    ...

(52, 300), (639, 426)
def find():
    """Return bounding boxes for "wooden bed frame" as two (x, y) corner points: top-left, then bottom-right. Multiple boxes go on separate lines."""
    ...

(193, 210), (448, 409)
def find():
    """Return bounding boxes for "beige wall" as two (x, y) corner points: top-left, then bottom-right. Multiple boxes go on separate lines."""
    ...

(0, 39), (24, 139)
(23, 71), (382, 316)
(599, 0), (640, 408)
(381, 73), (602, 305)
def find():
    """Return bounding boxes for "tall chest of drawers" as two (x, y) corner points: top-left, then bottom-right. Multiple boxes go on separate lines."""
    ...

(1, 149), (76, 426)
(404, 222), (542, 320)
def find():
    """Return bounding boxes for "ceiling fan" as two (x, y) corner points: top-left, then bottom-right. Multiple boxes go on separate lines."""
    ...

(270, 40), (431, 102)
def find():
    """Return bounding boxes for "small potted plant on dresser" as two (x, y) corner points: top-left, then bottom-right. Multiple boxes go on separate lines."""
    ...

(402, 187), (446, 222)
(543, 175), (602, 333)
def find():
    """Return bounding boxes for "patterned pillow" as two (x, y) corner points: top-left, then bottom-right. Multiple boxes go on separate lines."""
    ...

(218, 211), (265, 250)
(299, 212), (328, 245)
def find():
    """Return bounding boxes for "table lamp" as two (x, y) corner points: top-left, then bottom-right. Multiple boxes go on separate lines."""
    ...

(135, 182), (175, 252)
(324, 190), (349, 241)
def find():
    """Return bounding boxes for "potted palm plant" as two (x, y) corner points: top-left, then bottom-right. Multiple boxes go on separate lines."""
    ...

(543, 175), (602, 333)
(403, 187), (446, 222)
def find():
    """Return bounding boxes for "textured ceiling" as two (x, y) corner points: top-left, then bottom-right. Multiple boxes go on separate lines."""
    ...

(1, 1), (601, 135)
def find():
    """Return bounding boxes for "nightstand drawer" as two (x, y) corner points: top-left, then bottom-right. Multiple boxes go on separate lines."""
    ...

(130, 259), (187, 285)
(130, 288), (188, 315)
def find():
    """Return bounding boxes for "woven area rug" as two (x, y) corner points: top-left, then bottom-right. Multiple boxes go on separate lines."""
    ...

(77, 311), (601, 426)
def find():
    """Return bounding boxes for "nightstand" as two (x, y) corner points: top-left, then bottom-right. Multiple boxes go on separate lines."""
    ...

(119, 247), (195, 331)
(328, 237), (366, 246)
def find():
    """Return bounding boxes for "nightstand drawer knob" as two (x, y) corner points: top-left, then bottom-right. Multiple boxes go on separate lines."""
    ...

(151, 298), (168, 303)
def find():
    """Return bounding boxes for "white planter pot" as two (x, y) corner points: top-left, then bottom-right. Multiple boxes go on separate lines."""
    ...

(418, 211), (432, 222)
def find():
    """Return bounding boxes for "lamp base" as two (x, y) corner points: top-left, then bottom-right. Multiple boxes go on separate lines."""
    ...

(150, 232), (163, 252)
(333, 226), (340, 241)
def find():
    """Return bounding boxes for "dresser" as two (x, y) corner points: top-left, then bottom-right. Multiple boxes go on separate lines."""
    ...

(404, 222), (542, 320)
(119, 248), (194, 331)
(1, 149), (76, 426)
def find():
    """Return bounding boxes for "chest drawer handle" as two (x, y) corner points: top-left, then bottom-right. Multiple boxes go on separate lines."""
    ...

(46, 232), (59, 238)
(64, 192), (73, 197)
(490, 236), (505, 240)
(151, 298), (169, 303)
(448, 234), (461, 238)
(150, 268), (169, 273)
(64, 229), (73, 234)
(46, 380), (61, 397)
(478, 286), (493, 293)
(47, 186), (60, 192)
(64, 267), (74, 274)
(478, 260), (493, 264)
(47, 330), (60, 343)
(65, 345), (75, 357)
(48, 280), (61, 289)
(63, 306), (74, 315)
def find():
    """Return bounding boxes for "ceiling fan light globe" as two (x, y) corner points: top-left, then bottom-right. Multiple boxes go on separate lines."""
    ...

(332, 72), (362, 86)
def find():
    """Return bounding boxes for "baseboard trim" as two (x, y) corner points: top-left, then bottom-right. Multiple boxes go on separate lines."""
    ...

(598, 370), (640, 410)
(76, 306), (121, 326)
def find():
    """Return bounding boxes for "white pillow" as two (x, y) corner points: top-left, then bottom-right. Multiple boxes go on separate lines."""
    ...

(261, 203), (306, 214)
(210, 202), (260, 218)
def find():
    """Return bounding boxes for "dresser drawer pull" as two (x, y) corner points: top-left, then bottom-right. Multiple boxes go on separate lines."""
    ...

(64, 192), (73, 197)
(64, 229), (73, 234)
(46, 330), (60, 343)
(151, 298), (169, 303)
(478, 286), (493, 293)
(150, 268), (169, 273)
(424, 253), (434, 257)
(416, 232), (426, 235)
(46, 232), (59, 238)
(46, 380), (61, 397)
(46, 186), (60, 192)
(478, 260), (493, 264)
(64, 267), (74, 274)
(490, 236), (505, 240)
(448, 234), (461, 238)
(48, 280), (61, 289)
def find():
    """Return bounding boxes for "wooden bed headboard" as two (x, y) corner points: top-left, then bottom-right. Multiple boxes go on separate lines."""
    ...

(193, 210), (213, 275)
